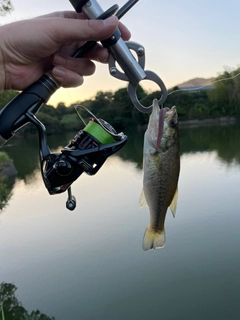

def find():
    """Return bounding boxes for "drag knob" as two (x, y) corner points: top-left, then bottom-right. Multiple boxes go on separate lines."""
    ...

(54, 159), (72, 176)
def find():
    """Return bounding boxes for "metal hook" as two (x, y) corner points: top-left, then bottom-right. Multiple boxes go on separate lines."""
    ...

(127, 71), (168, 113)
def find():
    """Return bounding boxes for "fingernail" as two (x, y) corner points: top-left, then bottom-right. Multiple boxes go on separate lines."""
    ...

(54, 54), (66, 66)
(101, 52), (109, 63)
(103, 55), (109, 63)
(53, 67), (65, 78)
(103, 16), (118, 26)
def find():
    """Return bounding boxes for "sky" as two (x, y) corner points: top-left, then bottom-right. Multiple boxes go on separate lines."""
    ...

(1, 0), (240, 106)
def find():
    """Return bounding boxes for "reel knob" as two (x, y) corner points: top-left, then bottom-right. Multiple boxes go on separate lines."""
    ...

(66, 195), (76, 211)
(54, 159), (72, 176)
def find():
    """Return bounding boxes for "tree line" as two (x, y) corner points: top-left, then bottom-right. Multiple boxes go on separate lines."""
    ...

(1, 67), (240, 135)
(0, 282), (55, 319)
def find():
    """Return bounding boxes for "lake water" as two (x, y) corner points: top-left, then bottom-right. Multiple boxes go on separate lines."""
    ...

(0, 124), (240, 319)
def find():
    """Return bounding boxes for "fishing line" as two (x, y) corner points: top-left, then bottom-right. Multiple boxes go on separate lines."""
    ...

(66, 89), (88, 126)
(168, 72), (240, 97)
(84, 120), (116, 144)
(67, 88), (74, 105)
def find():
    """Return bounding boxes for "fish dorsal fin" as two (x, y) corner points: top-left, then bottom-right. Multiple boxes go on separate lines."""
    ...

(169, 187), (178, 217)
(139, 189), (147, 208)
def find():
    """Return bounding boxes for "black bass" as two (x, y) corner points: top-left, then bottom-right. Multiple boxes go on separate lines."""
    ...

(140, 99), (180, 251)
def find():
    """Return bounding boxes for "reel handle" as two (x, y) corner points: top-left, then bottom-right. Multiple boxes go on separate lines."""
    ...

(66, 187), (76, 211)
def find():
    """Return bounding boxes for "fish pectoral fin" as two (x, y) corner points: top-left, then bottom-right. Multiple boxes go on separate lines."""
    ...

(142, 227), (165, 251)
(169, 187), (178, 218)
(139, 189), (147, 208)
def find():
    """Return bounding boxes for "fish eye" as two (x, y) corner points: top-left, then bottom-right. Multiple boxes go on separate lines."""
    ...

(169, 119), (177, 127)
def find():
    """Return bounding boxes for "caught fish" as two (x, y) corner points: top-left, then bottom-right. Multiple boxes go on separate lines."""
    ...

(140, 99), (180, 251)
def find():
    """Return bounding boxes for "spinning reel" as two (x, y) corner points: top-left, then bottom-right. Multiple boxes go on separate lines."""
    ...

(35, 106), (127, 210)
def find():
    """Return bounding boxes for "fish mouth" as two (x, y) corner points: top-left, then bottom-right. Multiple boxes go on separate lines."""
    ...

(156, 107), (168, 150)
(156, 106), (177, 150)
(165, 106), (177, 125)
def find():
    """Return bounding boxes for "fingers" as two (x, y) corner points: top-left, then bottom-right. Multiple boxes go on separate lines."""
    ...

(45, 14), (131, 87)
(48, 16), (120, 45)
(84, 43), (109, 63)
(42, 11), (131, 43)
(83, 22), (131, 63)
(52, 68), (84, 88)
(36, 11), (85, 20)
(119, 22), (131, 40)
(52, 54), (96, 87)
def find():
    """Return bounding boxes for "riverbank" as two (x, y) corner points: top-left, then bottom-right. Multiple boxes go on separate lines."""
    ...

(179, 116), (237, 128)
(137, 116), (238, 131)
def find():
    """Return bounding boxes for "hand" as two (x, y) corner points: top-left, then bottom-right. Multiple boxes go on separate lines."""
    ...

(0, 11), (131, 91)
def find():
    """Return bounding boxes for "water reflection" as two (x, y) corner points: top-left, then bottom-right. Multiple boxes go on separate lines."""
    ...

(0, 160), (17, 211)
(0, 124), (240, 320)
(0, 123), (240, 213)
(180, 124), (240, 164)
(0, 177), (13, 210)
(2, 133), (73, 181)
(0, 282), (55, 319)
(2, 123), (240, 184)
(117, 128), (144, 168)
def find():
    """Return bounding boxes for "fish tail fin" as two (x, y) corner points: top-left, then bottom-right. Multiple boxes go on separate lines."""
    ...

(142, 227), (165, 251)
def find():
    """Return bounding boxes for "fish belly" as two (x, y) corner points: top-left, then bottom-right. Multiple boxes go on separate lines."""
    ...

(142, 148), (179, 250)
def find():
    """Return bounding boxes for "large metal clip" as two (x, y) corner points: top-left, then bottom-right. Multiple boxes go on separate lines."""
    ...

(108, 41), (168, 113)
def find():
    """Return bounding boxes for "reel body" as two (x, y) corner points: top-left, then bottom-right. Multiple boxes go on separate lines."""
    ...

(39, 107), (127, 209)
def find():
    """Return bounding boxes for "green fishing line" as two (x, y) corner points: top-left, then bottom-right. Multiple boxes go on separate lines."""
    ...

(1, 304), (5, 320)
(84, 121), (115, 144)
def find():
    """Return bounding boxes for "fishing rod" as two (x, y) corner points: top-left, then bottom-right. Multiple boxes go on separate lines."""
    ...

(0, 0), (167, 210)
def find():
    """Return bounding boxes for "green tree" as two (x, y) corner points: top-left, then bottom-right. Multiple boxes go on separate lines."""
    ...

(0, 177), (12, 210)
(55, 102), (67, 118)
(60, 113), (80, 131)
(0, 0), (13, 16)
(0, 90), (18, 110)
(0, 152), (14, 210)
(208, 67), (240, 116)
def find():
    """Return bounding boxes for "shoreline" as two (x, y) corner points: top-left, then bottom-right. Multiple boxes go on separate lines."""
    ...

(137, 116), (238, 130)
(179, 117), (237, 128)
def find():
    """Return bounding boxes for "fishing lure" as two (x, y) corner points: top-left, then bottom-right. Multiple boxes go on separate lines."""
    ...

(0, 0), (167, 210)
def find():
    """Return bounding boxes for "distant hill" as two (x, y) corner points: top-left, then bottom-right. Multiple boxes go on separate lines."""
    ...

(177, 77), (214, 88)
(172, 77), (215, 91)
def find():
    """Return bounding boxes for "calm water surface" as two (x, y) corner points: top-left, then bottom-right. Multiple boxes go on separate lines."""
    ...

(0, 124), (240, 319)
